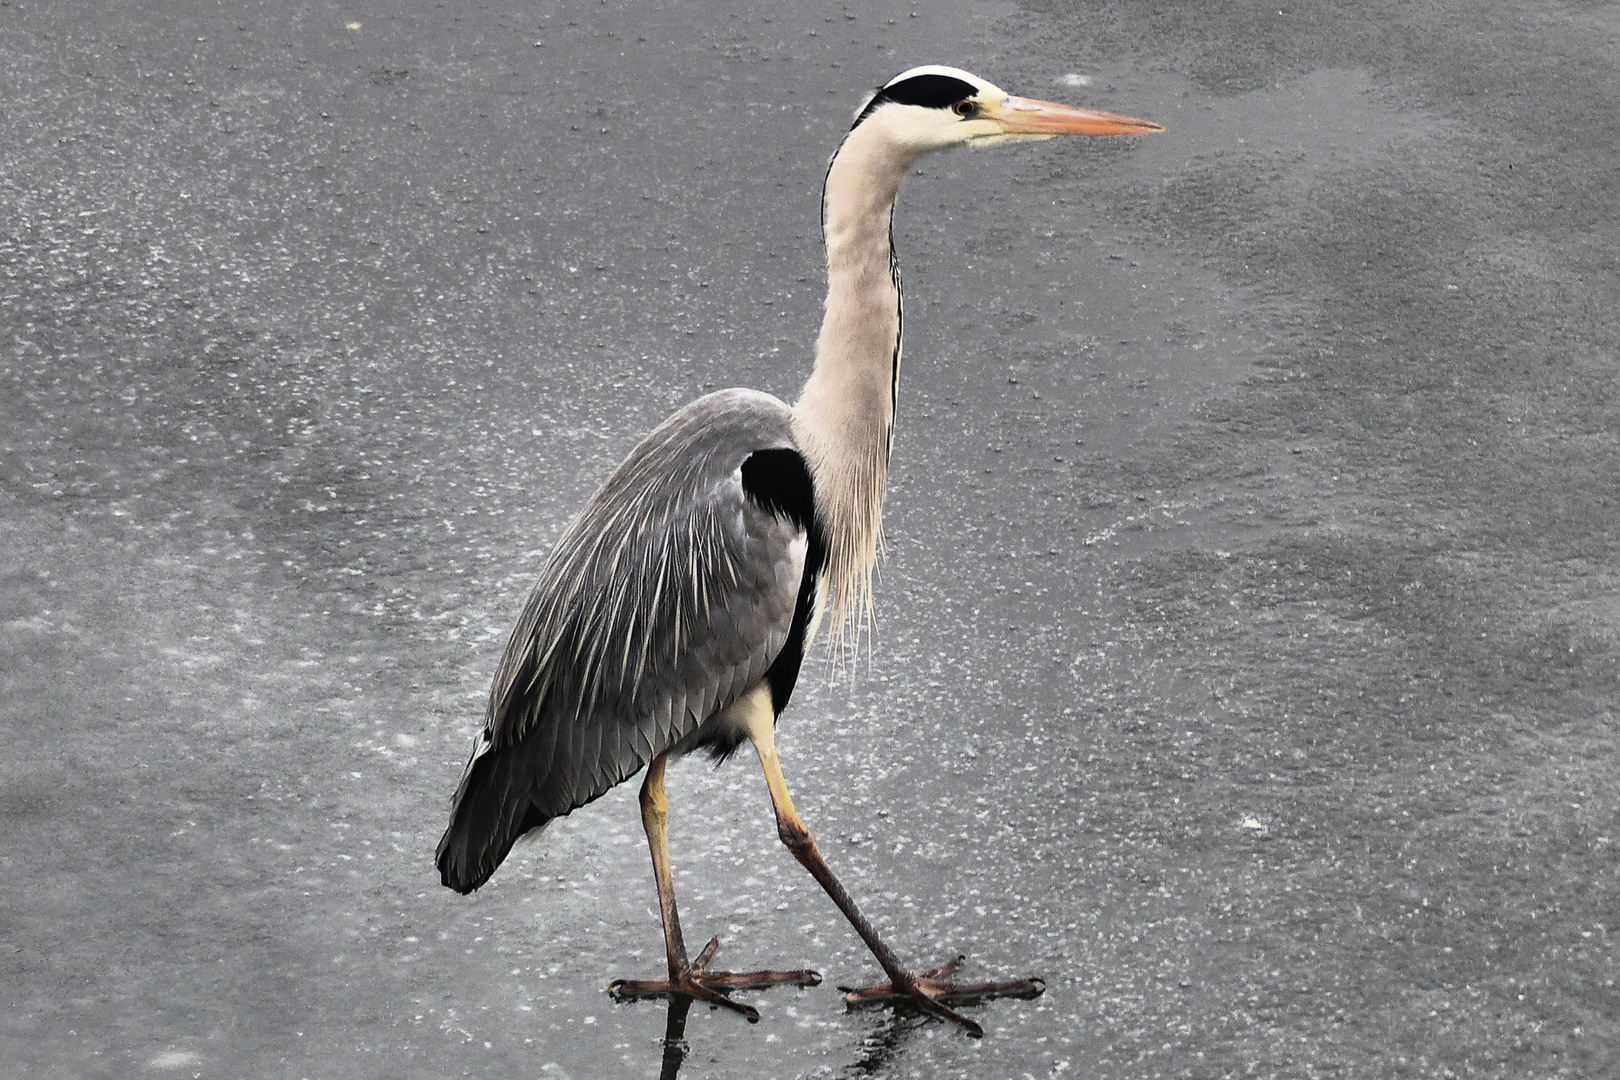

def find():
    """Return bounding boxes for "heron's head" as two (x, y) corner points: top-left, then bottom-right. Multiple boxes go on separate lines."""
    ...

(851, 65), (1162, 155)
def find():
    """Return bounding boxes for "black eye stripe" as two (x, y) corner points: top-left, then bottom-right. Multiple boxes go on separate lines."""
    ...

(853, 73), (979, 128)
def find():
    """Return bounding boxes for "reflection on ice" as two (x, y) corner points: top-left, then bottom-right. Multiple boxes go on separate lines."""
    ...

(627, 991), (929, 1079)
(655, 996), (694, 1080)
(847, 1010), (932, 1076)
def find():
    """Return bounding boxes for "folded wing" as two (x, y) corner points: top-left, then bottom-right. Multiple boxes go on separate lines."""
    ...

(436, 390), (808, 893)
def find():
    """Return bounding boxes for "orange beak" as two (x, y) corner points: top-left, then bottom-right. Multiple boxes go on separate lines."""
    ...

(994, 96), (1163, 136)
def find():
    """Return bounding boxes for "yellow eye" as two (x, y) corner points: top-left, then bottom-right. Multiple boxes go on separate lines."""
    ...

(952, 99), (980, 119)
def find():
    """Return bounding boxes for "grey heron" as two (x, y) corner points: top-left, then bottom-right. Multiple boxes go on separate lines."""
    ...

(436, 65), (1162, 1037)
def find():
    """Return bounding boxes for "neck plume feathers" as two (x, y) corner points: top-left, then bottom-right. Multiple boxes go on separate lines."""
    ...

(792, 119), (920, 650)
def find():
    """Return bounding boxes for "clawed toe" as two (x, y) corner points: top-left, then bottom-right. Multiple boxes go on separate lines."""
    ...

(608, 936), (821, 1022)
(610, 972), (763, 1021)
(838, 955), (1045, 1037)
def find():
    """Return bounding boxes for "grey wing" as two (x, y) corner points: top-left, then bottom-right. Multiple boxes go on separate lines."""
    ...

(436, 389), (806, 892)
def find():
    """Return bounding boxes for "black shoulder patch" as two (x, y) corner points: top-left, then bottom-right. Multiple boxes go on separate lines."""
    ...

(740, 447), (816, 534)
(740, 447), (828, 717)
(852, 72), (978, 129)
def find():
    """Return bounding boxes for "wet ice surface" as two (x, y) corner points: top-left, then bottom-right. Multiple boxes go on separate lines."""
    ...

(6, 0), (1620, 1077)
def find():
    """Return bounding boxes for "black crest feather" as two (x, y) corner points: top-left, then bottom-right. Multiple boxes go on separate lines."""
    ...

(852, 72), (977, 129)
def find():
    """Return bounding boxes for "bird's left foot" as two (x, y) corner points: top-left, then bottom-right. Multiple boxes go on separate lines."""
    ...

(839, 955), (1044, 1038)
(609, 936), (822, 1018)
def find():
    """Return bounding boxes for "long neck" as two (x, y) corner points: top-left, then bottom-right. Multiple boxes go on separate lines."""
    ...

(793, 121), (920, 647)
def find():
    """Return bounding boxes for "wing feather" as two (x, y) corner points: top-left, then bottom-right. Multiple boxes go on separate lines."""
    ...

(436, 390), (808, 892)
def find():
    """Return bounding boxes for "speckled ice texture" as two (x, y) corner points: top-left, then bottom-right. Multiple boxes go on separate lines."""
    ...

(3, 1), (1618, 1078)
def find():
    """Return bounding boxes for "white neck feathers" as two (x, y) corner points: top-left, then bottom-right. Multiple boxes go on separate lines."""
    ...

(792, 116), (925, 648)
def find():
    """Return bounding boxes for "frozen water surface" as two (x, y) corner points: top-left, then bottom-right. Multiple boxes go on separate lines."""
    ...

(6, 0), (1620, 1077)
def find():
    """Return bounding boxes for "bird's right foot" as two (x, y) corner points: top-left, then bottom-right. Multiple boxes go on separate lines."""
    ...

(608, 936), (822, 1021)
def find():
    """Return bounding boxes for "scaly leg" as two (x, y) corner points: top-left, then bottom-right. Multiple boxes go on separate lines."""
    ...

(742, 696), (1042, 1038)
(840, 952), (1046, 1008)
(608, 751), (821, 1020)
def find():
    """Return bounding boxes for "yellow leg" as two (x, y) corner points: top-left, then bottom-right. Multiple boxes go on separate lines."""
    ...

(640, 754), (690, 980)
(607, 743), (820, 1019)
(743, 687), (1042, 1037)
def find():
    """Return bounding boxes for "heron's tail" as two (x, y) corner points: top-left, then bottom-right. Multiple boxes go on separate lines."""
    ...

(435, 740), (552, 894)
